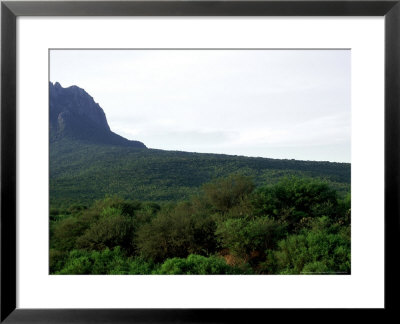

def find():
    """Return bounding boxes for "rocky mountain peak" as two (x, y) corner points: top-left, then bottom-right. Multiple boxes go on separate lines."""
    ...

(49, 82), (146, 148)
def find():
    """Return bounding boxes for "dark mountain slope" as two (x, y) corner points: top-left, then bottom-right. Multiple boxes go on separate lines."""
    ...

(49, 82), (146, 148)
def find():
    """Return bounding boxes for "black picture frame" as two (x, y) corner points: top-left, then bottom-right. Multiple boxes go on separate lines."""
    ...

(1, 0), (399, 322)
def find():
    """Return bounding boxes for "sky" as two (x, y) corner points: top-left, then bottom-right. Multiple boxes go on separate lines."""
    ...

(50, 49), (351, 163)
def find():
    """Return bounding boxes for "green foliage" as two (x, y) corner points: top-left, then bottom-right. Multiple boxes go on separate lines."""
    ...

(50, 138), (350, 207)
(51, 216), (91, 251)
(156, 254), (251, 274)
(49, 249), (68, 273)
(136, 202), (217, 262)
(50, 196), (147, 253)
(128, 257), (158, 275)
(202, 174), (255, 213)
(67, 204), (88, 214)
(253, 176), (340, 231)
(75, 207), (134, 252)
(50, 174), (351, 275)
(272, 217), (351, 274)
(56, 247), (130, 275)
(216, 217), (285, 259)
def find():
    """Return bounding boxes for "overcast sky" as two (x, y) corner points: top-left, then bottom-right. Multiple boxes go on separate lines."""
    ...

(50, 49), (350, 162)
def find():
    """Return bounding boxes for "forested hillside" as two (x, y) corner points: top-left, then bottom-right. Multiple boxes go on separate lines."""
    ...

(50, 138), (350, 208)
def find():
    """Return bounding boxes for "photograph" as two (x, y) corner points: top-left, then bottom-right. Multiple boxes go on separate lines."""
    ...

(49, 49), (351, 275)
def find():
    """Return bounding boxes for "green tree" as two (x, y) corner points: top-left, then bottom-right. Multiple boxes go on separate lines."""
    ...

(273, 217), (350, 274)
(75, 207), (135, 252)
(253, 176), (340, 231)
(136, 202), (217, 262)
(57, 247), (130, 274)
(216, 216), (285, 259)
(155, 254), (251, 274)
(202, 174), (255, 213)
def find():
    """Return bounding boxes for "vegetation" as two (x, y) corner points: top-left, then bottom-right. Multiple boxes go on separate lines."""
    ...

(49, 83), (351, 275)
(50, 175), (350, 275)
(50, 138), (350, 208)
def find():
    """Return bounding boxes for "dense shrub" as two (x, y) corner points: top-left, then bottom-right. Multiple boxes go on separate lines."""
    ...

(75, 207), (134, 252)
(136, 202), (217, 262)
(49, 249), (68, 273)
(50, 175), (351, 275)
(216, 217), (285, 259)
(252, 176), (340, 231)
(128, 257), (158, 275)
(56, 247), (130, 274)
(51, 216), (92, 251)
(202, 174), (255, 213)
(156, 254), (251, 274)
(272, 217), (351, 274)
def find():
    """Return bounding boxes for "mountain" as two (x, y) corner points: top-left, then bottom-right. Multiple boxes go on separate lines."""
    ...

(49, 82), (146, 148)
(49, 83), (350, 208)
